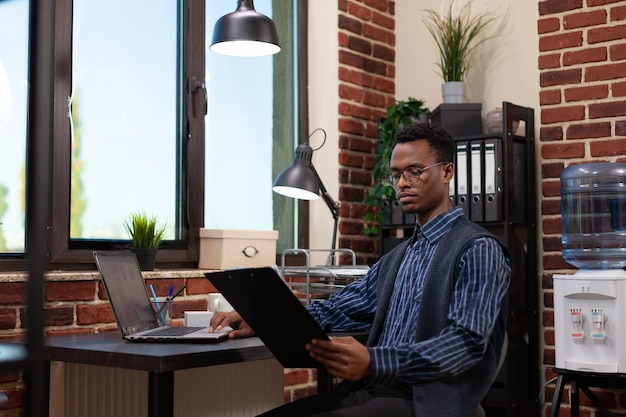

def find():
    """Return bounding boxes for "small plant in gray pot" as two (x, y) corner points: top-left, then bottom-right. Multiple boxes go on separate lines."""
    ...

(124, 211), (167, 271)
(422, 0), (498, 103)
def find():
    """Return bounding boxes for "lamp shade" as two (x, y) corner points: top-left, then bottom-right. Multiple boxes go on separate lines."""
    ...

(273, 144), (320, 200)
(210, 0), (281, 57)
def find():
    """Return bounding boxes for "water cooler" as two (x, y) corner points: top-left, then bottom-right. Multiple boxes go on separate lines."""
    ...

(554, 162), (626, 373)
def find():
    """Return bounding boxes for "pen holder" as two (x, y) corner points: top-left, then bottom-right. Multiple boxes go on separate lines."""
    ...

(150, 299), (172, 327)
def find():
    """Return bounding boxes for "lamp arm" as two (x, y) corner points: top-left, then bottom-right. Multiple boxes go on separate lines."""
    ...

(309, 164), (339, 220)
(309, 164), (340, 255)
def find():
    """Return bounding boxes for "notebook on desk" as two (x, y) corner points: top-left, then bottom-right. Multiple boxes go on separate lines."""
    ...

(206, 267), (330, 368)
(94, 250), (231, 342)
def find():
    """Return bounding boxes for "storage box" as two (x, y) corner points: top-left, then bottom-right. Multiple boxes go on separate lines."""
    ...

(199, 229), (279, 269)
(431, 103), (483, 137)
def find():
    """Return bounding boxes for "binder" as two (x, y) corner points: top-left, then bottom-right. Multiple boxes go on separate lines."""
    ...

(391, 199), (404, 225)
(382, 199), (405, 225)
(470, 142), (484, 222)
(455, 142), (470, 216)
(484, 138), (503, 221)
(381, 199), (392, 225)
(449, 172), (456, 206)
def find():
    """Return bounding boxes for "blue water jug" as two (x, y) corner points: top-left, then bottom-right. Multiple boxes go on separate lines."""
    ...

(561, 162), (626, 269)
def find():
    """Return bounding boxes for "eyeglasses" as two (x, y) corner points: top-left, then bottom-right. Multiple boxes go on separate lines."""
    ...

(384, 162), (445, 187)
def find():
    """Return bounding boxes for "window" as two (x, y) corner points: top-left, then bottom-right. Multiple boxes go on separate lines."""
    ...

(205, 1), (297, 253)
(49, 0), (203, 268)
(68, 0), (180, 242)
(0, 0), (302, 270)
(0, 0), (29, 255)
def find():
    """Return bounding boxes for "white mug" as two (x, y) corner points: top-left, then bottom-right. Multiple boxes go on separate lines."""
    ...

(208, 293), (233, 313)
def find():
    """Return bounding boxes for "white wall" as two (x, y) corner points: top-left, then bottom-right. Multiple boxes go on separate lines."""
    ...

(396, 0), (540, 121)
(307, 2), (339, 253)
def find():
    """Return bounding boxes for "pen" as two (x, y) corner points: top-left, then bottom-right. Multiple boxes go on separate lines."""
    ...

(170, 285), (186, 301)
(167, 284), (175, 300)
(149, 284), (159, 305)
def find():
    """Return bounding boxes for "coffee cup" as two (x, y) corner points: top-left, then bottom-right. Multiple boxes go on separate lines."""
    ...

(208, 293), (233, 313)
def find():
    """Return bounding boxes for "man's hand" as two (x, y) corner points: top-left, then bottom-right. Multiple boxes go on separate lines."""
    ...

(306, 336), (370, 381)
(209, 311), (255, 338)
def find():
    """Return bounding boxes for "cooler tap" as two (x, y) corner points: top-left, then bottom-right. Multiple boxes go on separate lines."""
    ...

(591, 308), (606, 340)
(570, 308), (584, 339)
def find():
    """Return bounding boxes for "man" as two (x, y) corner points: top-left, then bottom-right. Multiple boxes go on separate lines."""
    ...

(210, 123), (511, 417)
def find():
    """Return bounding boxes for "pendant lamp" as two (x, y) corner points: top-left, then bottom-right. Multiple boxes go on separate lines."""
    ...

(210, 0), (281, 57)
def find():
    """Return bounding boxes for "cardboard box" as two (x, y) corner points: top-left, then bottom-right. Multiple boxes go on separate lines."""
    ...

(199, 229), (279, 269)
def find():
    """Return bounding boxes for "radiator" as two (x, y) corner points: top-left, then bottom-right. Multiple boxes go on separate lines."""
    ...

(49, 359), (284, 417)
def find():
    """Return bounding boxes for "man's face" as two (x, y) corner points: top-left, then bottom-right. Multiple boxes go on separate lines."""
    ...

(389, 140), (452, 224)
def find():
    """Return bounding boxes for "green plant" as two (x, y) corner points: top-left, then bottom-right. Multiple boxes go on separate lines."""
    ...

(422, 0), (497, 82)
(124, 212), (167, 249)
(363, 98), (429, 235)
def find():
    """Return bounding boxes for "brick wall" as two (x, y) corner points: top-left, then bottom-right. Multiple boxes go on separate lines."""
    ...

(336, 0), (396, 266)
(538, 0), (626, 414)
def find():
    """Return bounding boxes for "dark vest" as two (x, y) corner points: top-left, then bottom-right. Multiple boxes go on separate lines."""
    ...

(368, 216), (509, 417)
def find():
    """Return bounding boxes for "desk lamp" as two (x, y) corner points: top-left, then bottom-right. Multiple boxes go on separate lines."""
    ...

(210, 0), (281, 57)
(273, 128), (340, 253)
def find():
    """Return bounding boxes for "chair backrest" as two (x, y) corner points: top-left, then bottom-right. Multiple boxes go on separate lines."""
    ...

(472, 333), (508, 417)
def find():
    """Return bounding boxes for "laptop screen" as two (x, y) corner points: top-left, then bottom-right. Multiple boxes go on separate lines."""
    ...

(94, 251), (159, 335)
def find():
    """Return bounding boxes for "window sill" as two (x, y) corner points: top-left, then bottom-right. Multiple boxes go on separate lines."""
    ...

(0, 268), (218, 283)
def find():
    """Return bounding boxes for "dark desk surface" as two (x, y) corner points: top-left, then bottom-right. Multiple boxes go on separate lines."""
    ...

(44, 331), (274, 372)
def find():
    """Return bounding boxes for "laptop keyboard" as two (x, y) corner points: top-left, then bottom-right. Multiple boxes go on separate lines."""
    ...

(144, 326), (205, 337)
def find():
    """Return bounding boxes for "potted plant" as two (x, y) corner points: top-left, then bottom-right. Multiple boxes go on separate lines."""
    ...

(422, 0), (497, 103)
(363, 98), (429, 236)
(124, 211), (167, 271)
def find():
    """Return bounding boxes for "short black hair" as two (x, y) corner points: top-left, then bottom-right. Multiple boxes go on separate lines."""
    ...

(394, 123), (455, 163)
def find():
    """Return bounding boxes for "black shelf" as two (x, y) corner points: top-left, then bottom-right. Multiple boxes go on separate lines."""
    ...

(379, 101), (539, 417)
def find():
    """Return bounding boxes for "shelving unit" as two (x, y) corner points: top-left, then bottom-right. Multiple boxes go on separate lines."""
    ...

(280, 248), (369, 305)
(379, 102), (538, 417)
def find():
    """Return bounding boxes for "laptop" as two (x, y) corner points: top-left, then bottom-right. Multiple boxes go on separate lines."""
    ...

(206, 267), (330, 368)
(94, 250), (231, 342)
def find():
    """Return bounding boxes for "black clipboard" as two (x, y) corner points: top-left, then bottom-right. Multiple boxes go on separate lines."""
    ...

(206, 267), (330, 368)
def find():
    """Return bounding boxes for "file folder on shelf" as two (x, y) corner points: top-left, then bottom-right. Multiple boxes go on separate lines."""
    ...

(484, 138), (503, 222)
(455, 142), (470, 216)
(470, 142), (484, 222)
(454, 137), (504, 222)
(449, 174), (456, 206)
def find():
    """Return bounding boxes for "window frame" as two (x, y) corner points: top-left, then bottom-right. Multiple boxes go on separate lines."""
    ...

(0, 0), (308, 272)
(47, 0), (206, 269)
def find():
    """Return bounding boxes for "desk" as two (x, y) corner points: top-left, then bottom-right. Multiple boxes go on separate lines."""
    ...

(44, 332), (280, 417)
(549, 368), (626, 417)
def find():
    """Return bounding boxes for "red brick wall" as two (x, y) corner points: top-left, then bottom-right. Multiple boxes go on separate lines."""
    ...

(538, 0), (626, 414)
(336, 0), (396, 266)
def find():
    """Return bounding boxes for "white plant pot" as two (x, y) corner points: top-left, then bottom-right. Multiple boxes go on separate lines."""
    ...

(441, 81), (466, 103)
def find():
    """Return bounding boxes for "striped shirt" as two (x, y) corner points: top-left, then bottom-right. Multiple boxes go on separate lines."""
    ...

(306, 207), (510, 385)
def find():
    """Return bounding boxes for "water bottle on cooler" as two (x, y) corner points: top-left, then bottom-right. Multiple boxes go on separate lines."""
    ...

(560, 162), (626, 269)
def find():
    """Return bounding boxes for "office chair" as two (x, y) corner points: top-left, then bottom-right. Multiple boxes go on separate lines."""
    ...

(472, 334), (508, 417)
